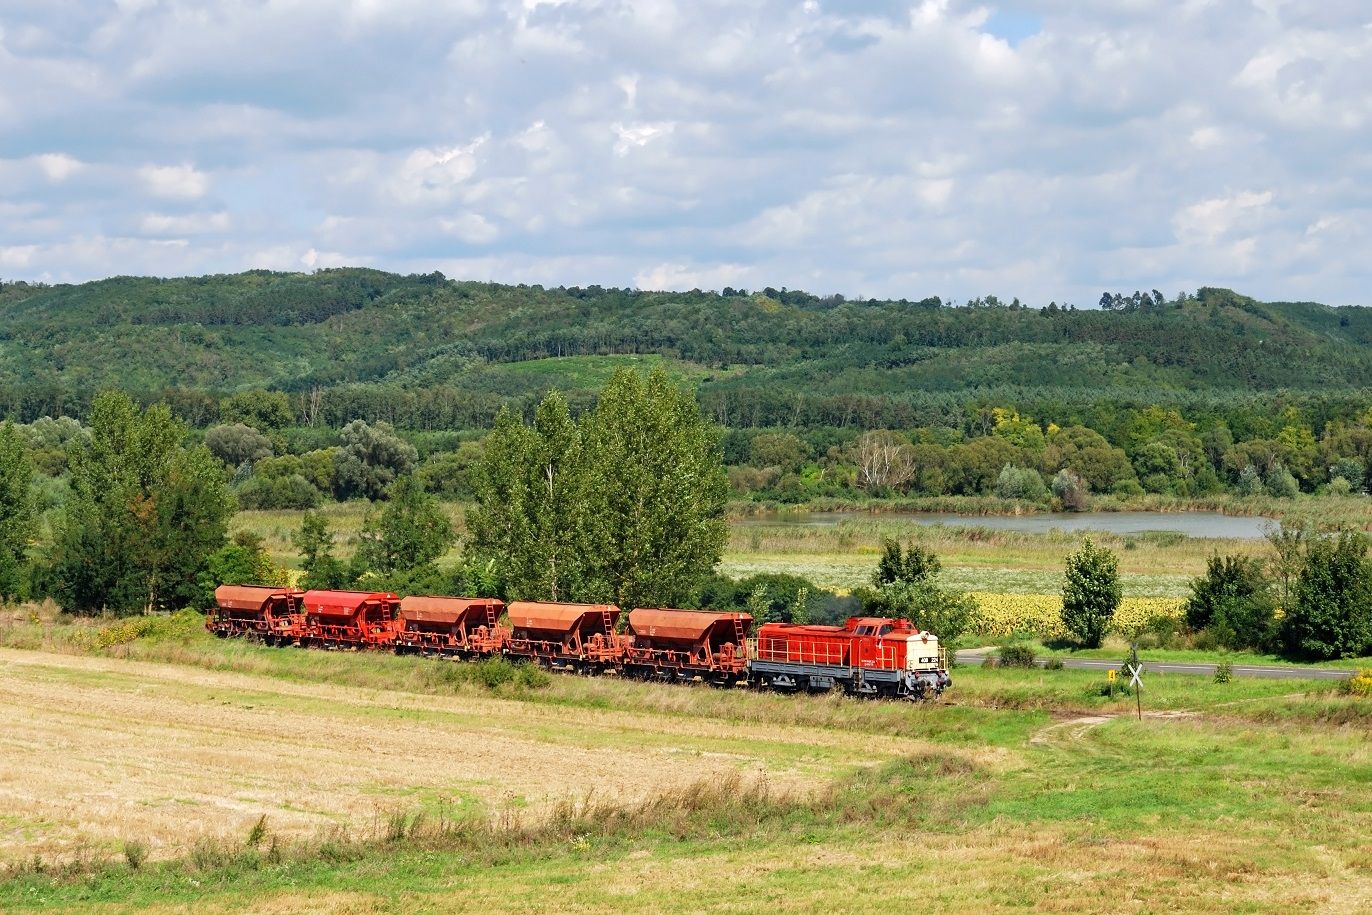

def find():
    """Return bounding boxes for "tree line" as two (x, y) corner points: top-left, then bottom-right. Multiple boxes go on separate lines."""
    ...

(5, 271), (1372, 434)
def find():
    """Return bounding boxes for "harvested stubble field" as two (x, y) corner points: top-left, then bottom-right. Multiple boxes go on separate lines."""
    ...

(0, 646), (870, 867)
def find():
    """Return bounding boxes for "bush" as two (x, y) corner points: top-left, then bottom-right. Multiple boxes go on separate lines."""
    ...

(235, 473), (323, 510)
(1111, 478), (1145, 498)
(998, 644), (1037, 668)
(198, 534), (283, 605)
(696, 571), (843, 624)
(1330, 457), (1364, 493)
(122, 840), (148, 870)
(1213, 661), (1233, 684)
(1061, 539), (1120, 648)
(1327, 476), (1353, 497)
(1265, 462), (1299, 498)
(1134, 613), (1185, 650)
(1043, 657), (1064, 670)
(205, 423), (272, 466)
(873, 539), (940, 586)
(1282, 531), (1372, 660)
(1052, 469), (1090, 511)
(864, 580), (975, 647)
(995, 464), (1048, 501)
(1236, 464), (1263, 496)
(1184, 554), (1276, 650)
(1343, 669), (1372, 697)
(467, 658), (551, 691)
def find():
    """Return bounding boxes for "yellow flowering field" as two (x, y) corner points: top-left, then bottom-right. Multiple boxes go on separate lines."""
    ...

(968, 592), (1184, 638)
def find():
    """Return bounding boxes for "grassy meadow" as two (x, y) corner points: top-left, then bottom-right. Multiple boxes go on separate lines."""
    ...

(0, 608), (1368, 913)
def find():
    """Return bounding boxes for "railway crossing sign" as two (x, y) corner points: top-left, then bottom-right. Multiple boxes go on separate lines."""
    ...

(1127, 646), (1143, 720)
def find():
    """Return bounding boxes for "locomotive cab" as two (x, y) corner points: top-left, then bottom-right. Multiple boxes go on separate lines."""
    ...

(904, 630), (951, 697)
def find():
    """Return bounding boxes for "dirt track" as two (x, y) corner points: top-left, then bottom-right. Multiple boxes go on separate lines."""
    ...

(0, 647), (886, 863)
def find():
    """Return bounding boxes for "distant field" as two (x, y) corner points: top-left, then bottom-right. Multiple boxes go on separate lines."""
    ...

(232, 503), (1272, 595)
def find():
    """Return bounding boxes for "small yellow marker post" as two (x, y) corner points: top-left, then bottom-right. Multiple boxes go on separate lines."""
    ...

(1107, 667), (1116, 700)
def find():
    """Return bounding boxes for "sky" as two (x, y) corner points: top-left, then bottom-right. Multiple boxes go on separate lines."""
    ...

(0, 0), (1369, 305)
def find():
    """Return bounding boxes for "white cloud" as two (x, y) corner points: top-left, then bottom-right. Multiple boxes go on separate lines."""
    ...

(300, 247), (351, 269)
(439, 212), (500, 244)
(634, 261), (751, 291)
(612, 122), (672, 157)
(34, 153), (83, 182)
(0, 245), (38, 268)
(1174, 191), (1275, 245)
(388, 138), (486, 205)
(139, 211), (231, 235)
(139, 164), (209, 200)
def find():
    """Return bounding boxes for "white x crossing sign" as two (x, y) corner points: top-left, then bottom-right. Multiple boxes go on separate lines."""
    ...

(1126, 663), (1143, 688)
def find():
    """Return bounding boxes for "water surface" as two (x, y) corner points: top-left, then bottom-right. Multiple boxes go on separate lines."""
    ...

(738, 510), (1273, 540)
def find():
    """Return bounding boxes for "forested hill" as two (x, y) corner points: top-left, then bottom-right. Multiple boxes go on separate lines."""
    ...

(1, 268), (1369, 430)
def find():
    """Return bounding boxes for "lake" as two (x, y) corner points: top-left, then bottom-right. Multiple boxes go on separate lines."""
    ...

(737, 510), (1275, 540)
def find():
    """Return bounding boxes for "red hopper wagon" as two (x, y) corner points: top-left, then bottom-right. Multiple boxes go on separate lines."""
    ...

(751, 616), (949, 699)
(624, 607), (752, 684)
(297, 589), (402, 650)
(504, 601), (621, 671)
(208, 585), (303, 642)
(395, 595), (506, 658)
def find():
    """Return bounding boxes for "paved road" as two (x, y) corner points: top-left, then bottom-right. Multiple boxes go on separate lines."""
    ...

(954, 651), (1357, 681)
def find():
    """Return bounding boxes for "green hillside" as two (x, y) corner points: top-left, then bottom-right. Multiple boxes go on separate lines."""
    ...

(1, 269), (1369, 429)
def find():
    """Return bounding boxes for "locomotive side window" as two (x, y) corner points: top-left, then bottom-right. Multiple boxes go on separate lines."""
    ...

(878, 624), (893, 636)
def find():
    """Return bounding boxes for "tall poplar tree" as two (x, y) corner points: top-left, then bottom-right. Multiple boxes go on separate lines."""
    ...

(469, 369), (727, 608)
(1061, 538), (1121, 648)
(47, 391), (232, 614)
(0, 422), (35, 601)
(469, 394), (599, 600)
(583, 368), (728, 609)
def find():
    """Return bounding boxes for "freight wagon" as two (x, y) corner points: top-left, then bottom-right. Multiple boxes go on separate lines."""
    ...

(208, 585), (302, 641)
(394, 595), (505, 658)
(624, 607), (751, 684)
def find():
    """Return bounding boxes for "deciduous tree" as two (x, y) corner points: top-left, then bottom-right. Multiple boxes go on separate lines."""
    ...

(1282, 531), (1372, 660)
(1061, 539), (1120, 647)
(205, 423), (273, 466)
(353, 475), (454, 576)
(333, 420), (417, 500)
(582, 368), (728, 608)
(0, 422), (35, 601)
(47, 392), (232, 613)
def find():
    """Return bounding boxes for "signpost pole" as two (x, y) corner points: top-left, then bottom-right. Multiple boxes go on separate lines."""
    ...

(1130, 644), (1142, 721)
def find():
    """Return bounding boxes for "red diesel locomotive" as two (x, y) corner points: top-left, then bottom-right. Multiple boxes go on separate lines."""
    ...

(208, 585), (950, 699)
